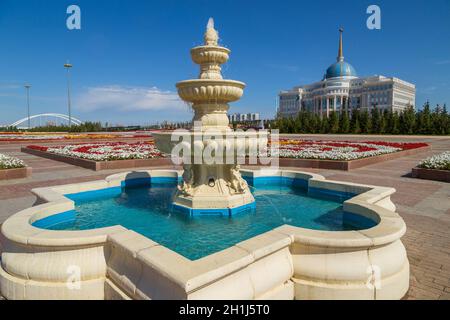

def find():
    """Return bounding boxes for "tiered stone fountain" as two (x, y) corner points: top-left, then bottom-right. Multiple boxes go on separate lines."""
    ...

(0, 18), (410, 301)
(153, 18), (265, 215)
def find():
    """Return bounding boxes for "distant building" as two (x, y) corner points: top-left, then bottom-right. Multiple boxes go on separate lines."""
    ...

(278, 29), (415, 118)
(228, 112), (260, 122)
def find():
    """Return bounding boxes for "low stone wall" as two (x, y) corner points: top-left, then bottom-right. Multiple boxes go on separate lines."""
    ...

(0, 167), (32, 180)
(0, 169), (409, 300)
(411, 167), (450, 183)
(0, 197), (122, 299)
(106, 229), (294, 300)
(21, 147), (173, 171)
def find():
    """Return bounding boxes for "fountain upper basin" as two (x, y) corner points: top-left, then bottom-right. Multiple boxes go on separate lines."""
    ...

(190, 45), (230, 65)
(176, 79), (245, 104)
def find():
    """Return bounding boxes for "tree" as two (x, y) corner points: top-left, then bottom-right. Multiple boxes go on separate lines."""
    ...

(359, 110), (372, 133)
(313, 114), (322, 133)
(417, 101), (432, 134)
(380, 110), (388, 134)
(294, 113), (302, 133)
(441, 104), (450, 135)
(270, 103), (449, 135)
(391, 111), (400, 134)
(321, 116), (329, 133)
(328, 112), (339, 133)
(370, 108), (381, 134)
(339, 111), (350, 133)
(303, 111), (314, 133)
(400, 106), (416, 134)
(350, 110), (361, 134)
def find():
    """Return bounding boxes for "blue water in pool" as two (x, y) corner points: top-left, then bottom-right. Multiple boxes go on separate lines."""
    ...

(33, 178), (377, 260)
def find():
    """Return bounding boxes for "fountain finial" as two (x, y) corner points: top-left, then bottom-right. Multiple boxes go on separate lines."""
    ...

(204, 17), (219, 46)
(207, 17), (214, 29)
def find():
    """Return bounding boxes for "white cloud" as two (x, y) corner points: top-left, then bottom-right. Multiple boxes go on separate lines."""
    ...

(435, 59), (450, 65)
(75, 85), (186, 112)
(0, 82), (23, 91)
(419, 86), (437, 94)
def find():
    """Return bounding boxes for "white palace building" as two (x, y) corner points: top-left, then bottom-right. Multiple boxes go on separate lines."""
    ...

(278, 29), (416, 118)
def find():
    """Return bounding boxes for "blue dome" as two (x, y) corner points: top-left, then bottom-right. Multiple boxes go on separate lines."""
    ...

(325, 61), (357, 79)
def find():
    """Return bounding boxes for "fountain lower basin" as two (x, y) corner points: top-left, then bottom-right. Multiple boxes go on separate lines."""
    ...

(0, 169), (409, 300)
(30, 173), (377, 260)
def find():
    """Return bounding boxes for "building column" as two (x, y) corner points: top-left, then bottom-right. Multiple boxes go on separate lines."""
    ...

(326, 97), (330, 117)
(344, 96), (348, 114)
(333, 96), (337, 112)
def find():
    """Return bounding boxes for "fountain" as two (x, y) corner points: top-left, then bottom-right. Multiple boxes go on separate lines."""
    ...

(0, 18), (410, 300)
(153, 18), (265, 215)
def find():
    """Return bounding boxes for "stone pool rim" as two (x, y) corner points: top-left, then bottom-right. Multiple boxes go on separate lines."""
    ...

(0, 169), (409, 300)
(3, 169), (401, 249)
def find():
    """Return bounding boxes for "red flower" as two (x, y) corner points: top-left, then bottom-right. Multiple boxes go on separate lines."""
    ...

(27, 145), (49, 151)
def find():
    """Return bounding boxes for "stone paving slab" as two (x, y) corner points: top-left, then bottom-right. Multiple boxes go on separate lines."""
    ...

(0, 134), (449, 300)
(0, 196), (36, 223)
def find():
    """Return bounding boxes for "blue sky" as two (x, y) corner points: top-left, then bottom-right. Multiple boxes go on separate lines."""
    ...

(0, 0), (449, 126)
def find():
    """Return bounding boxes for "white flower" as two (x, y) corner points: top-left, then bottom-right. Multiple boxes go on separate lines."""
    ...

(0, 134), (64, 140)
(418, 152), (450, 170)
(44, 142), (163, 161)
(0, 153), (25, 169)
(277, 141), (401, 161)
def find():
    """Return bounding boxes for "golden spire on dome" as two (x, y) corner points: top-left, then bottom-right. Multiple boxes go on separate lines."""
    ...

(337, 27), (344, 62)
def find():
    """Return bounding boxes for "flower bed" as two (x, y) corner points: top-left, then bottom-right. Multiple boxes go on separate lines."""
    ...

(22, 142), (170, 171)
(278, 140), (428, 161)
(262, 139), (430, 170)
(27, 142), (163, 161)
(0, 134), (66, 141)
(0, 153), (31, 180)
(0, 153), (25, 169)
(412, 152), (450, 183)
(418, 151), (450, 171)
(23, 139), (430, 172)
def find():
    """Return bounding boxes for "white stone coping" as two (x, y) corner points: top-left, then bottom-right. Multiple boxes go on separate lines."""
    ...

(0, 169), (405, 293)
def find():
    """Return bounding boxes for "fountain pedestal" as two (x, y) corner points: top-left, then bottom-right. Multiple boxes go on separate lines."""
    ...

(153, 18), (263, 215)
(173, 163), (255, 215)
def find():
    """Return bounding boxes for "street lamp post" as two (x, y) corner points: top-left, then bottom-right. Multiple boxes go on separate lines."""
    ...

(64, 62), (73, 127)
(24, 84), (31, 129)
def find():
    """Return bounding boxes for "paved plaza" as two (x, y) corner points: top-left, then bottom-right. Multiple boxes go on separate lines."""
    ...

(0, 134), (449, 300)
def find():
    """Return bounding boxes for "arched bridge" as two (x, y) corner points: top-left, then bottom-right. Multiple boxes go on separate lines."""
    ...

(10, 113), (83, 128)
